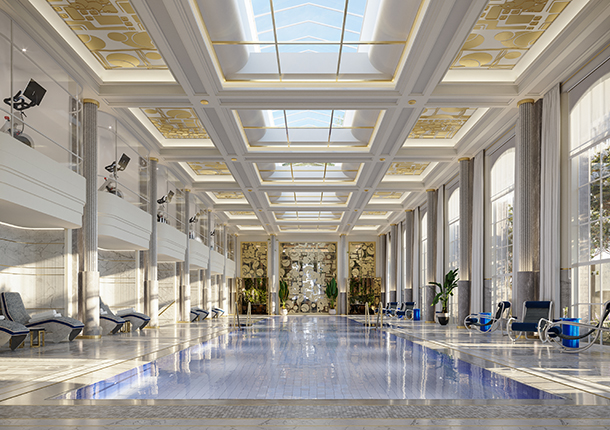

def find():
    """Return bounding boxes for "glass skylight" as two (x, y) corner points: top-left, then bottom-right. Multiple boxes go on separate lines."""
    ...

(197, 0), (422, 81)
(275, 211), (343, 221)
(237, 109), (381, 148)
(257, 162), (360, 182)
(267, 191), (350, 205)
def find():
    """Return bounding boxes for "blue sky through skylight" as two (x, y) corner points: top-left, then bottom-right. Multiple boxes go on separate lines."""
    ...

(269, 110), (347, 127)
(249, 0), (367, 53)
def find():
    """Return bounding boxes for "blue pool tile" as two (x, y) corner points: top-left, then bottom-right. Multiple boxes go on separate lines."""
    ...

(57, 317), (562, 401)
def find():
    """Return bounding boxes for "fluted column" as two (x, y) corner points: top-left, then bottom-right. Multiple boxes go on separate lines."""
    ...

(458, 158), (473, 327)
(404, 210), (414, 302)
(221, 225), (227, 311)
(338, 234), (347, 315)
(389, 224), (398, 302)
(515, 98), (542, 307)
(205, 211), (215, 312)
(145, 157), (159, 328)
(269, 235), (278, 314)
(425, 189), (438, 323)
(379, 234), (387, 305)
(78, 99), (101, 338)
(178, 189), (191, 322)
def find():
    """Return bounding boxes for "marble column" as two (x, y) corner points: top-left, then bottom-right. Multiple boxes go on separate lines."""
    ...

(338, 234), (347, 315)
(269, 235), (278, 315)
(205, 211), (215, 312)
(404, 210), (414, 302)
(457, 157), (473, 327)
(178, 189), (191, 322)
(388, 224), (398, 302)
(145, 157), (159, 328)
(425, 189), (438, 323)
(379, 234), (387, 305)
(221, 225), (227, 311)
(515, 99), (542, 307)
(78, 99), (101, 338)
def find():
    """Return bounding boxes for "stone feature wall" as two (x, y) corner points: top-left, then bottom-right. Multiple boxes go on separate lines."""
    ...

(99, 250), (137, 311)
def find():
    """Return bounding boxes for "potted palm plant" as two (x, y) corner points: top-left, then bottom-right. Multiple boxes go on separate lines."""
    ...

(325, 277), (338, 315)
(427, 268), (459, 325)
(279, 279), (289, 315)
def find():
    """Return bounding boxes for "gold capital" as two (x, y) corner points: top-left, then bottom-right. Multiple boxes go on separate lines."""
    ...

(149, 157), (159, 162)
(458, 157), (470, 162)
(517, 98), (535, 106)
(426, 188), (436, 192)
(83, 98), (99, 107)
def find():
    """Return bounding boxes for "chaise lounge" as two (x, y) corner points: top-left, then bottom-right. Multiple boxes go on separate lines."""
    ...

(191, 307), (210, 322)
(101, 299), (150, 331)
(0, 292), (83, 343)
(507, 301), (553, 342)
(99, 299), (126, 335)
(465, 301), (511, 334)
(0, 317), (29, 350)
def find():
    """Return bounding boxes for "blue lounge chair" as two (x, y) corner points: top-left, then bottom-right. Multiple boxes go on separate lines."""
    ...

(507, 301), (553, 342)
(0, 292), (83, 343)
(191, 307), (209, 322)
(99, 299), (126, 335)
(212, 307), (225, 318)
(383, 302), (399, 317)
(396, 302), (416, 320)
(101, 299), (150, 331)
(541, 300), (610, 353)
(0, 317), (29, 350)
(465, 301), (511, 334)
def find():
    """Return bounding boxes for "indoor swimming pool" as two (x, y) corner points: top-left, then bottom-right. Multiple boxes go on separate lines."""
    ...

(57, 317), (561, 400)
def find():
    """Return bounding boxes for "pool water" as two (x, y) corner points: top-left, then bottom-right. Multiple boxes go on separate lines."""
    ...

(58, 317), (561, 400)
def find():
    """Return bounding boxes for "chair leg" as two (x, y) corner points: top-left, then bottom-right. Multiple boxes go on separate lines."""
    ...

(9, 334), (26, 351)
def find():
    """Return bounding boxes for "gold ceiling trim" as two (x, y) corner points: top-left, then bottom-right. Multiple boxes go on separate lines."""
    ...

(213, 192), (244, 200)
(47, 0), (168, 70)
(372, 192), (403, 199)
(386, 162), (430, 175)
(188, 162), (230, 176)
(409, 108), (475, 139)
(229, 211), (256, 216)
(141, 108), (210, 139)
(362, 211), (388, 216)
(450, 0), (571, 70)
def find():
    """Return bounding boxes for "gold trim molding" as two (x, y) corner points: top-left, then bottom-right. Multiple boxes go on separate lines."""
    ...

(518, 98), (536, 106)
(82, 98), (99, 107)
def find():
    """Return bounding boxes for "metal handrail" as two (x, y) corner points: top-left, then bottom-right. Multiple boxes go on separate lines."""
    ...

(158, 301), (176, 316)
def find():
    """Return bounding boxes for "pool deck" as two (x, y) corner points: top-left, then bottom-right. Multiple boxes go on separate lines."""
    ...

(0, 315), (609, 429)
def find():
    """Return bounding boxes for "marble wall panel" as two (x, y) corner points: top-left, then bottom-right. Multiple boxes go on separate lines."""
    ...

(99, 250), (137, 310)
(158, 262), (177, 324)
(0, 224), (65, 313)
(190, 269), (202, 308)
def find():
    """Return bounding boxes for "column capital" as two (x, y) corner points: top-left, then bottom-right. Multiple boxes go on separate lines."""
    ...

(458, 157), (471, 162)
(517, 98), (535, 106)
(426, 188), (436, 192)
(184, 188), (191, 192)
(405, 209), (413, 212)
(149, 157), (159, 162)
(82, 98), (99, 107)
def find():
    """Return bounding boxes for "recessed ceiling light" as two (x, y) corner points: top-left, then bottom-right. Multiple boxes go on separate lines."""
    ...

(408, 100), (416, 105)
(21, 48), (26, 52)
(258, 209), (262, 212)
(380, 158), (385, 161)
(248, 189), (252, 192)
(354, 209), (358, 212)
(364, 189), (369, 192)
(231, 158), (237, 161)
(200, 100), (209, 105)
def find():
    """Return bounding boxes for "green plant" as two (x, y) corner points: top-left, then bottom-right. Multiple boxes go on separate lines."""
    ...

(427, 268), (459, 313)
(325, 277), (338, 309)
(279, 280), (289, 309)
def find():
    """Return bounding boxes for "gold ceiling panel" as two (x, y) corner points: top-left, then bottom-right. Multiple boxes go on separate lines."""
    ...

(142, 108), (210, 139)
(213, 192), (244, 200)
(386, 162), (430, 175)
(188, 162), (230, 175)
(372, 192), (403, 199)
(450, 0), (571, 70)
(47, 0), (167, 69)
(409, 108), (475, 139)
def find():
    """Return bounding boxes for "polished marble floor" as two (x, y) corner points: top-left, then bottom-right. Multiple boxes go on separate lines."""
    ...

(57, 317), (561, 401)
(0, 315), (610, 429)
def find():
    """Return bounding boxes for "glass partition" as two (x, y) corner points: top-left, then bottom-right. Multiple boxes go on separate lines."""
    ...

(227, 233), (235, 260)
(97, 112), (149, 211)
(157, 165), (184, 232)
(188, 194), (209, 246)
(0, 12), (82, 171)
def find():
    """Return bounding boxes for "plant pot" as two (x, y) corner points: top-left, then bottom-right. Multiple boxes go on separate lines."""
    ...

(329, 308), (336, 315)
(281, 308), (288, 316)
(436, 312), (449, 325)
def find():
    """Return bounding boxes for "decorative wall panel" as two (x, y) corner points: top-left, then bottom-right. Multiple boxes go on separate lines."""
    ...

(99, 249), (137, 309)
(158, 262), (176, 324)
(241, 242), (268, 278)
(349, 242), (376, 278)
(279, 242), (336, 314)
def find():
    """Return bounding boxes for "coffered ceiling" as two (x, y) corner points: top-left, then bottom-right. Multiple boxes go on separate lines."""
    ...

(10, 0), (610, 235)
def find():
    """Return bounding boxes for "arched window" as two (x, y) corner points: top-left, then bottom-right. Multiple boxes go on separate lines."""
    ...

(570, 72), (610, 313)
(490, 148), (515, 305)
(421, 212), (428, 288)
(447, 189), (459, 321)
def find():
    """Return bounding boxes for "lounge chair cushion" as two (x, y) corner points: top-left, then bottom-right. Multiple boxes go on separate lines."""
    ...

(510, 322), (539, 333)
(0, 320), (29, 336)
(0, 292), (31, 325)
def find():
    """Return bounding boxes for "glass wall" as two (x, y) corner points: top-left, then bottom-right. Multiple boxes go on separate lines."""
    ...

(189, 196), (208, 245)
(490, 149), (515, 306)
(156, 165), (184, 233)
(446, 189), (459, 321)
(570, 72), (610, 320)
(0, 11), (82, 171)
(97, 112), (149, 211)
